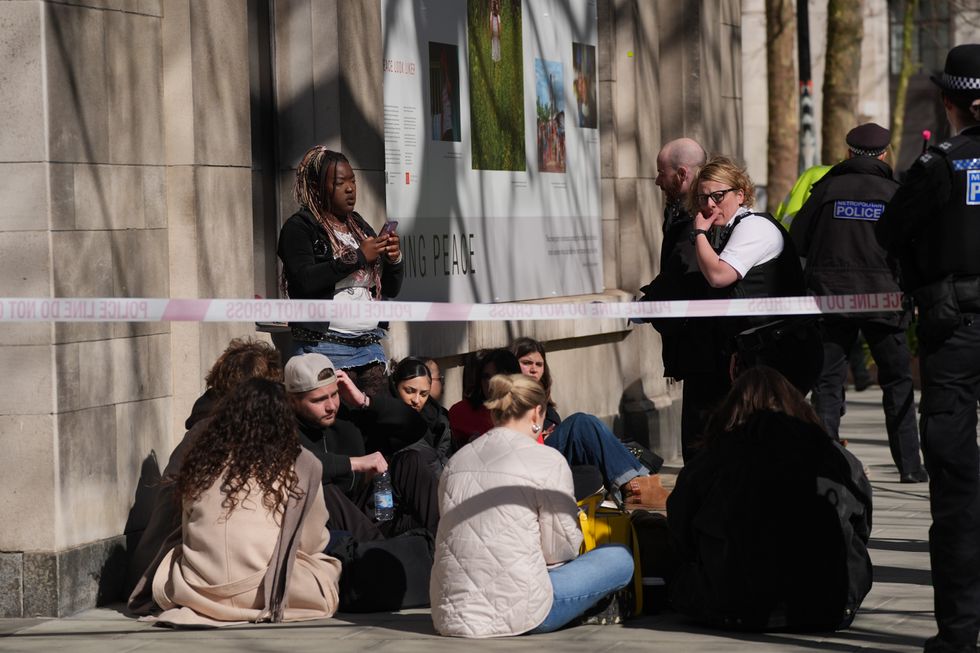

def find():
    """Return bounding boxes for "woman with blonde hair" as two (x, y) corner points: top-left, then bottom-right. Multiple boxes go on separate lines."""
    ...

(684, 157), (819, 453)
(431, 374), (633, 637)
(689, 155), (805, 303)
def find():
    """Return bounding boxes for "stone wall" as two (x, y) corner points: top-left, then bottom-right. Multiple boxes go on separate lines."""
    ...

(0, 0), (742, 616)
(0, 0), (257, 617)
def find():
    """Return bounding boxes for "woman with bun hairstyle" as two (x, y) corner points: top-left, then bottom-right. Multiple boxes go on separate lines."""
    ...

(508, 338), (671, 508)
(431, 374), (634, 637)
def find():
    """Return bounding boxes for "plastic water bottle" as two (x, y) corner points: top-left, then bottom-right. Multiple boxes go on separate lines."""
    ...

(374, 471), (394, 522)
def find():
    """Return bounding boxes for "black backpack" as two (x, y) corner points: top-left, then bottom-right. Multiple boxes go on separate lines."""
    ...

(328, 528), (434, 613)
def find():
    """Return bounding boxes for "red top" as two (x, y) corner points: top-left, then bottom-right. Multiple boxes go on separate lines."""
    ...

(448, 400), (494, 449)
(448, 400), (544, 448)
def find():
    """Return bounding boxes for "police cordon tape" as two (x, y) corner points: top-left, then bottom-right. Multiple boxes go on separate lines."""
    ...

(0, 293), (906, 323)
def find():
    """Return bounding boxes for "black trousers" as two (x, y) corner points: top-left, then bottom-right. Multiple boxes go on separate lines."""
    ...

(681, 372), (730, 463)
(321, 444), (441, 541)
(919, 314), (980, 646)
(389, 445), (441, 537)
(811, 318), (924, 475)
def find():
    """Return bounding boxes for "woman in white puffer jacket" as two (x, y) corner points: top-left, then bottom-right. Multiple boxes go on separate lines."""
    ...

(430, 374), (633, 637)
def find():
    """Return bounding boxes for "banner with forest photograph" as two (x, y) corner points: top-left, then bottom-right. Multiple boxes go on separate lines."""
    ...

(381, 0), (601, 303)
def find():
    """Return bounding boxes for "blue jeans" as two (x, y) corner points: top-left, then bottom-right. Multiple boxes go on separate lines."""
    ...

(291, 328), (387, 369)
(527, 545), (635, 634)
(545, 413), (648, 497)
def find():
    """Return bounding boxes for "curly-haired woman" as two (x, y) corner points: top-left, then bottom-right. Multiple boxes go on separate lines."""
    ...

(145, 378), (341, 626)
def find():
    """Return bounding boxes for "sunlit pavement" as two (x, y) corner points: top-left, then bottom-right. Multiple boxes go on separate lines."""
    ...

(1, 386), (948, 652)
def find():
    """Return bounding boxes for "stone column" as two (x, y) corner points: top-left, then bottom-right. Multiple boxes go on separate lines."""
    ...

(162, 0), (255, 441)
(0, 0), (170, 617)
(0, 0), (256, 617)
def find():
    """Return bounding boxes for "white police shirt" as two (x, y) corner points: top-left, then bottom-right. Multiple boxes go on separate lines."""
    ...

(718, 207), (784, 280)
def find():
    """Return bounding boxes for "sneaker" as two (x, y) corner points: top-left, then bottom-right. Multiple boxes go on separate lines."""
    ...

(577, 590), (629, 625)
(623, 474), (670, 511)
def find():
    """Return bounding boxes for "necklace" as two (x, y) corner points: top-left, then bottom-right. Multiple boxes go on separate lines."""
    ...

(318, 212), (349, 234)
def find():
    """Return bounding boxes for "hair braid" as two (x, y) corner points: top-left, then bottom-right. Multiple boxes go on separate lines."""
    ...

(286, 146), (384, 299)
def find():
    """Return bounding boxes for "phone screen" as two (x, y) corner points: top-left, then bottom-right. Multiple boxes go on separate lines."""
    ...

(379, 220), (398, 236)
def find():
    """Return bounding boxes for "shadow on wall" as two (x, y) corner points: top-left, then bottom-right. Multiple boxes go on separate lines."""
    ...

(263, 1), (629, 362)
(118, 452), (163, 602)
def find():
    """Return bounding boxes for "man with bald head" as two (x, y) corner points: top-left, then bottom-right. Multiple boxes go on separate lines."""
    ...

(655, 138), (707, 269)
(641, 138), (727, 462)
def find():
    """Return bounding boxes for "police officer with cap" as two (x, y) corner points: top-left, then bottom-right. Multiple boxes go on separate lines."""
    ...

(791, 122), (927, 483)
(877, 43), (980, 653)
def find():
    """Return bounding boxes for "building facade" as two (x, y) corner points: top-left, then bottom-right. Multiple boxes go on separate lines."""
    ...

(0, 0), (742, 617)
(742, 0), (980, 206)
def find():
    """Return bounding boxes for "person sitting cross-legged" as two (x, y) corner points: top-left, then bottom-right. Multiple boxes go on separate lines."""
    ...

(431, 373), (634, 637)
(285, 352), (439, 539)
(134, 378), (342, 626)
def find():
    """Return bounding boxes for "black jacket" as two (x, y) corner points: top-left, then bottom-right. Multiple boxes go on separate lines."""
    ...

(877, 125), (980, 290)
(184, 389), (218, 430)
(791, 157), (902, 324)
(296, 417), (366, 495)
(277, 209), (405, 326)
(668, 411), (873, 631)
(640, 202), (726, 379)
(340, 392), (449, 460)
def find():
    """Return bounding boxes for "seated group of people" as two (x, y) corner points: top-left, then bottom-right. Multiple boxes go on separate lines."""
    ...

(126, 336), (873, 637)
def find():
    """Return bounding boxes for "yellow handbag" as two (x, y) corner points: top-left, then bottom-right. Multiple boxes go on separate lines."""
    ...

(577, 492), (644, 616)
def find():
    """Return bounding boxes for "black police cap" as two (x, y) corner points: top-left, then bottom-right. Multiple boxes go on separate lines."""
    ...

(846, 122), (890, 157)
(931, 43), (980, 95)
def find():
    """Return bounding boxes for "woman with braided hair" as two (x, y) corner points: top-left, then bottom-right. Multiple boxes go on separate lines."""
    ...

(278, 147), (404, 396)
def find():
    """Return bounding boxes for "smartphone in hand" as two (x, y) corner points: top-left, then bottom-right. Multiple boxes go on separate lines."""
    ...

(379, 220), (399, 237)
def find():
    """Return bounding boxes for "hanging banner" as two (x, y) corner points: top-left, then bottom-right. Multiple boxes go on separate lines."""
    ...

(382, 0), (602, 302)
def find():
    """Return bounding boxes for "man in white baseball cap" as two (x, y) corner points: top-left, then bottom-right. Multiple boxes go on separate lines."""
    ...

(285, 353), (388, 539)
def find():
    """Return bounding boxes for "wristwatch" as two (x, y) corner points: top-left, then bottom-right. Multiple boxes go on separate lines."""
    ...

(690, 228), (709, 244)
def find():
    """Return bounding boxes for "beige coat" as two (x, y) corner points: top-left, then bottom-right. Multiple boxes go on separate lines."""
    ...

(150, 453), (341, 626)
(430, 427), (583, 638)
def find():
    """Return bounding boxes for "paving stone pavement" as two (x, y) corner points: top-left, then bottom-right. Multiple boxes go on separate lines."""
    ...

(1, 387), (955, 653)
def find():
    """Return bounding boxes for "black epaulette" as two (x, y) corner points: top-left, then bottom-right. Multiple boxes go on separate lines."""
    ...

(916, 141), (952, 167)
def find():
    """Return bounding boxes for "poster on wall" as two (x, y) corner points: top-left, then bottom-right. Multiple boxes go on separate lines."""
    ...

(382, 0), (601, 303)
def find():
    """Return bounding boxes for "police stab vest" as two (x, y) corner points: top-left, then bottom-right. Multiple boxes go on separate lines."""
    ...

(803, 157), (901, 298)
(715, 211), (806, 301)
(713, 212), (807, 338)
(914, 130), (980, 282)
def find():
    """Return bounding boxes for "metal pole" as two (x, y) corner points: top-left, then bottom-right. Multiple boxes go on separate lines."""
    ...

(798, 0), (818, 170)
